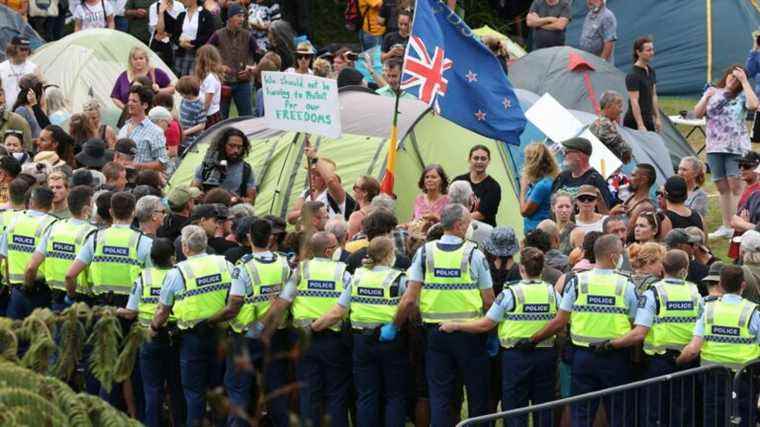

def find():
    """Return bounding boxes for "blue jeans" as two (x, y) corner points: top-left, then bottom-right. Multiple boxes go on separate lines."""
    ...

(180, 327), (222, 427)
(571, 347), (633, 427)
(501, 348), (556, 427)
(295, 330), (352, 427)
(115, 16), (129, 32)
(424, 327), (490, 427)
(707, 152), (742, 181)
(221, 81), (253, 119)
(224, 329), (292, 427)
(359, 30), (383, 51)
(141, 333), (185, 427)
(352, 333), (408, 427)
(7, 285), (50, 320)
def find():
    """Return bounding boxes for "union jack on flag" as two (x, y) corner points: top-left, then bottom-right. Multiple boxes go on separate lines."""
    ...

(401, 35), (454, 108)
(400, 0), (525, 145)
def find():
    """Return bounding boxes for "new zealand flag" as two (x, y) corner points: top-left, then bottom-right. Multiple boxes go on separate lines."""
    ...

(402, 0), (526, 145)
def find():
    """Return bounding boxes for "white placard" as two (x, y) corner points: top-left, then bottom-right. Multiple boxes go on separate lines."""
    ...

(525, 93), (622, 178)
(262, 71), (342, 139)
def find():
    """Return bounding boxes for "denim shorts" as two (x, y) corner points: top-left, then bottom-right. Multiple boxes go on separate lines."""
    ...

(706, 152), (742, 181)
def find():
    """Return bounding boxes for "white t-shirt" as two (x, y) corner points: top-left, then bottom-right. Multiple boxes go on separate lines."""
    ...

(301, 188), (347, 219)
(0, 60), (37, 109)
(73, 1), (114, 29)
(148, 0), (185, 41)
(108, 0), (126, 16)
(199, 73), (221, 116)
(180, 7), (201, 40)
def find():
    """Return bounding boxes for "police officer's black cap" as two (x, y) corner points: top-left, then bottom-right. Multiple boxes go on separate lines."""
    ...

(561, 137), (592, 156)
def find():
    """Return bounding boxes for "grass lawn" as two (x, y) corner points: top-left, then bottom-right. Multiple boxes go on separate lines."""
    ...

(659, 97), (760, 261)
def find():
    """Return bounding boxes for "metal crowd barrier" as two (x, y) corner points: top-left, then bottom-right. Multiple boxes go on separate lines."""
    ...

(457, 364), (740, 427)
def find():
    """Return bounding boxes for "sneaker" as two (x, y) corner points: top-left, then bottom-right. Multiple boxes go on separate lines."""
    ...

(708, 225), (734, 239)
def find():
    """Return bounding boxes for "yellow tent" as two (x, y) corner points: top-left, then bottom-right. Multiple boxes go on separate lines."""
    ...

(473, 25), (526, 59)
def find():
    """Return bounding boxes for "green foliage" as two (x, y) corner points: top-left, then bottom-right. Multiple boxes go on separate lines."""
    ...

(113, 322), (149, 383)
(54, 304), (88, 381)
(86, 308), (123, 393)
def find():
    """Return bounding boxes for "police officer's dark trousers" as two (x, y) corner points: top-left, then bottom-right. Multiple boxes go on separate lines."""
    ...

(7, 283), (50, 319)
(571, 347), (633, 427)
(425, 326), (490, 427)
(639, 354), (697, 426)
(224, 328), (292, 427)
(352, 331), (408, 427)
(295, 329), (351, 427)
(501, 347), (556, 427)
(703, 368), (756, 427)
(141, 328), (185, 427)
(180, 324), (222, 427)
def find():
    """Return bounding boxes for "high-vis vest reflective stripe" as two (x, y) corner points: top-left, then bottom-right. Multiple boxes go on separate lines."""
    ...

(498, 280), (557, 349)
(229, 254), (290, 334)
(349, 267), (402, 329)
(643, 279), (701, 355)
(291, 258), (347, 332)
(137, 267), (172, 326)
(420, 241), (481, 322)
(570, 270), (632, 347)
(89, 227), (144, 295)
(701, 297), (760, 370)
(173, 254), (232, 329)
(0, 209), (20, 287)
(44, 219), (97, 293)
(6, 211), (57, 285)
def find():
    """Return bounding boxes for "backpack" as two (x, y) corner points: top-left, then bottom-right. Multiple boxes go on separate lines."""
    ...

(344, 0), (367, 32)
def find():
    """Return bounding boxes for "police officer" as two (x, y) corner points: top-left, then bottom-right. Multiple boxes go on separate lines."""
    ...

(311, 235), (408, 426)
(0, 177), (32, 315)
(221, 218), (291, 427)
(0, 186), (58, 319)
(394, 203), (495, 426)
(25, 186), (97, 311)
(150, 225), (234, 427)
(530, 234), (638, 426)
(264, 231), (352, 427)
(118, 238), (185, 427)
(66, 191), (152, 306)
(608, 249), (702, 426)
(678, 265), (760, 426)
(440, 246), (557, 427)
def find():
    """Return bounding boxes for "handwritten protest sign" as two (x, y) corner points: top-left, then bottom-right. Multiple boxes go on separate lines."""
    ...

(524, 93), (622, 178)
(262, 71), (342, 139)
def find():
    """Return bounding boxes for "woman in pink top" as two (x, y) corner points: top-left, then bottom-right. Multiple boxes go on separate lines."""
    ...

(412, 164), (450, 225)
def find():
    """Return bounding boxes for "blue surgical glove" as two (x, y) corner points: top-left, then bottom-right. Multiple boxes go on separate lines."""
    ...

(486, 335), (500, 357)
(379, 323), (398, 342)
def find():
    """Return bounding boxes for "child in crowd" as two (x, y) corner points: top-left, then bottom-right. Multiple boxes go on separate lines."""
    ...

(4, 130), (29, 164)
(176, 75), (206, 155)
(194, 45), (223, 129)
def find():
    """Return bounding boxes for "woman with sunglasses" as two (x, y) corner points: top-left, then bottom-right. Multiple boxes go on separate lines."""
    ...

(347, 175), (380, 240)
(288, 42), (316, 75)
(573, 185), (606, 234)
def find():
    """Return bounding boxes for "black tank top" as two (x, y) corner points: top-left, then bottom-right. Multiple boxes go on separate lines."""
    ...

(665, 209), (704, 230)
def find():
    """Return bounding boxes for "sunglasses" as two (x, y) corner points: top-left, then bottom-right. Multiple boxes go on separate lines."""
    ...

(471, 156), (489, 161)
(297, 54), (312, 60)
(577, 195), (597, 203)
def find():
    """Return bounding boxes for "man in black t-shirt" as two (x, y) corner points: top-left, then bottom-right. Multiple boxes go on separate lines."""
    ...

(453, 144), (501, 227)
(381, 9), (411, 63)
(551, 137), (615, 209)
(526, 0), (571, 49)
(623, 36), (661, 132)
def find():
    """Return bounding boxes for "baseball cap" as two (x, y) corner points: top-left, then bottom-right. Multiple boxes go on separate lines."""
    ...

(11, 36), (30, 47)
(190, 204), (218, 222)
(576, 185), (599, 199)
(168, 185), (201, 211)
(115, 139), (137, 157)
(738, 151), (760, 168)
(702, 261), (724, 284)
(561, 137), (592, 156)
(664, 229), (701, 247)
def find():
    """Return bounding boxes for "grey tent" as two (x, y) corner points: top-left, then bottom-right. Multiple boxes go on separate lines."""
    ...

(0, 4), (43, 61)
(513, 88), (672, 188)
(509, 46), (695, 169)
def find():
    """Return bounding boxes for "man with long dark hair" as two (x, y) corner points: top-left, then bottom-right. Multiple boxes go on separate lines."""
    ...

(192, 127), (256, 203)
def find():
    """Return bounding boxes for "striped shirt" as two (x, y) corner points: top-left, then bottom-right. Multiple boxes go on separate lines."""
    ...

(179, 97), (206, 146)
(118, 117), (169, 166)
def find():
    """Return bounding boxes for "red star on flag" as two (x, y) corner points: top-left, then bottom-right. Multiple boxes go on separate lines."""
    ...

(474, 110), (486, 121)
(502, 98), (512, 110)
(465, 70), (478, 83)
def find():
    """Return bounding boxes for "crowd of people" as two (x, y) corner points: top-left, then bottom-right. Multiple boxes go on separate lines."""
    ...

(0, 0), (758, 426)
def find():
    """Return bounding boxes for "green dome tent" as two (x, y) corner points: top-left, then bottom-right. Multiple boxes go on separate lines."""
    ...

(31, 29), (177, 126)
(169, 88), (524, 235)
